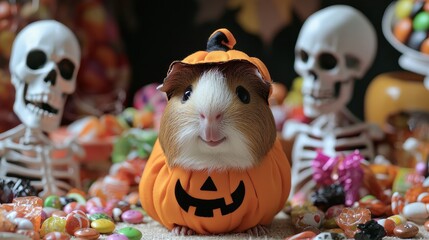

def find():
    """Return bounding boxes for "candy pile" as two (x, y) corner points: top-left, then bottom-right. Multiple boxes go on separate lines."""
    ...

(393, 0), (429, 54)
(0, 189), (145, 240)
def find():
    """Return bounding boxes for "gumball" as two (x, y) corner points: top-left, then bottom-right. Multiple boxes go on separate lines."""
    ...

(420, 38), (429, 54)
(395, 0), (414, 19)
(413, 11), (429, 31)
(394, 18), (413, 43)
(407, 30), (427, 50)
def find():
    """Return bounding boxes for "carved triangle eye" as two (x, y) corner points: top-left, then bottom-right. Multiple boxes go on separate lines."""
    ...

(200, 176), (217, 191)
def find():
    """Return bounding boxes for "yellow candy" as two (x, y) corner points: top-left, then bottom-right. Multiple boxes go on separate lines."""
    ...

(90, 218), (115, 233)
(395, 0), (413, 20)
(40, 216), (66, 238)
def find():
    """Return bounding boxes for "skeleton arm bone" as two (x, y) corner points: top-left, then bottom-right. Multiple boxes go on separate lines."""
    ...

(0, 124), (26, 155)
(282, 119), (312, 140)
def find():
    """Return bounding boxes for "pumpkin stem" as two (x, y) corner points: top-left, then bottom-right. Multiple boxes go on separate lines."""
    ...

(207, 28), (236, 52)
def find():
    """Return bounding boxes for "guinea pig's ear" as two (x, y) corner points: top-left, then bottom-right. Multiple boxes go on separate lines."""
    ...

(158, 62), (201, 100)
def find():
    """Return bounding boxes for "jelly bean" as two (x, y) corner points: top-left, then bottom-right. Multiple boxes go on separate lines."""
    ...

(44, 195), (62, 209)
(395, 0), (414, 19)
(74, 227), (100, 240)
(43, 231), (71, 240)
(121, 209), (144, 224)
(413, 11), (429, 31)
(90, 218), (115, 233)
(117, 226), (143, 240)
(106, 233), (129, 240)
(393, 222), (419, 238)
(377, 215), (406, 236)
(65, 209), (90, 235)
(402, 201), (429, 223)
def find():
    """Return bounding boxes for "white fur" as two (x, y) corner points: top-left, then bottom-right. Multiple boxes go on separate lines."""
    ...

(172, 69), (255, 171)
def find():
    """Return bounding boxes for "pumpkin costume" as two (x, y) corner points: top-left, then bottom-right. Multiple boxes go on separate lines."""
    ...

(139, 28), (291, 234)
(139, 139), (291, 234)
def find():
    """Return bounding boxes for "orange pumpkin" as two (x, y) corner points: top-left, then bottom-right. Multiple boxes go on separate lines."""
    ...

(139, 139), (290, 234)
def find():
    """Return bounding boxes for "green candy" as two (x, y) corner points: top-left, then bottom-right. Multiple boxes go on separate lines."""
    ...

(118, 227), (143, 240)
(89, 213), (113, 222)
(413, 12), (429, 31)
(44, 195), (61, 209)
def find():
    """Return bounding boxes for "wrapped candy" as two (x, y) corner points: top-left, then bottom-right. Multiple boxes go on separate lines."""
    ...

(313, 150), (364, 206)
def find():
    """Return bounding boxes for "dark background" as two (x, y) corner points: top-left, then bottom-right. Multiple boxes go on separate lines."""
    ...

(110, 0), (402, 120)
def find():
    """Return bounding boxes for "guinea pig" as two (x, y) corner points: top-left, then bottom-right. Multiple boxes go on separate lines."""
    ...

(158, 60), (276, 171)
(139, 28), (291, 237)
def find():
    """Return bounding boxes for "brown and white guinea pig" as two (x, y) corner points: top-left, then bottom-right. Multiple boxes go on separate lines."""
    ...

(158, 60), (276, 171)
(139, 28), (290, 236)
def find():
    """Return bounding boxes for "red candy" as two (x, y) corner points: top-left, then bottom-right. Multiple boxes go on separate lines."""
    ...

(65, 210), (90, 235)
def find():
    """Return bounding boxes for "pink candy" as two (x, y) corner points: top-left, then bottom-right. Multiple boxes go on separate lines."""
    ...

(121, 209), (143, 224)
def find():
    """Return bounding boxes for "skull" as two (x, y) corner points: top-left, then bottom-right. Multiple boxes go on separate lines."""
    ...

(294, 5), (377, 118)
(9, 20), (80, 132)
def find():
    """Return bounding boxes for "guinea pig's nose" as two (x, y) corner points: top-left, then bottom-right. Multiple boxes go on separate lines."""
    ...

(200, 112), (223, 123)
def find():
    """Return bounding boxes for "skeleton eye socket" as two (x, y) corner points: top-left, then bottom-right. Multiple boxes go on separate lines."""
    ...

(298, 50), (309, 63)
(26, 50), (46, 70)
(318, 53), (337, 70)
(58, 59), (75, 80)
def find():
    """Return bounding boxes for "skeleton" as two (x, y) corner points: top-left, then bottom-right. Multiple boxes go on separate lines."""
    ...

(282, 5), (384, 201)
(0, 20), (83, 198)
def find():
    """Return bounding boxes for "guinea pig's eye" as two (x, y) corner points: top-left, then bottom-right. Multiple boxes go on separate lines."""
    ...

(182, 86), (192, 103)
(236, 86), (250, 104)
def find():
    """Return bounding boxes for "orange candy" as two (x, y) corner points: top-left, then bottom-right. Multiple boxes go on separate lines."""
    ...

(393, 18), (412, 43)
(335, 207), (371, 238)
(12, 196), (43, 232)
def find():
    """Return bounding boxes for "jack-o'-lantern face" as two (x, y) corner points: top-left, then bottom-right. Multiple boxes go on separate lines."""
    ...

(175, 176), (245, 217)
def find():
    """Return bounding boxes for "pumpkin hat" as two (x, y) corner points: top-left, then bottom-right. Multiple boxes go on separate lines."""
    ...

(168, 28), (272, 83)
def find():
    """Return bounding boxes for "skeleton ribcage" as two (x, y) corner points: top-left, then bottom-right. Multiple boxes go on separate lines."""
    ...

(0, 138), (80, 198)
(290, 126), (375, 199)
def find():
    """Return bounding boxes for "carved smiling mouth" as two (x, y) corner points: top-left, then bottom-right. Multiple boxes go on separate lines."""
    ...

(199, 137), (226, 147)
(23, 84), (59, 115)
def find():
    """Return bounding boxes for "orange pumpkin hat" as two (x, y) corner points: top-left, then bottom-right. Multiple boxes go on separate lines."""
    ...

(168, 28), (272, 83)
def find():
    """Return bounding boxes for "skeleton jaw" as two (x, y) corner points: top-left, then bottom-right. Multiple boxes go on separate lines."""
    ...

(23, 83), (60, 117)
